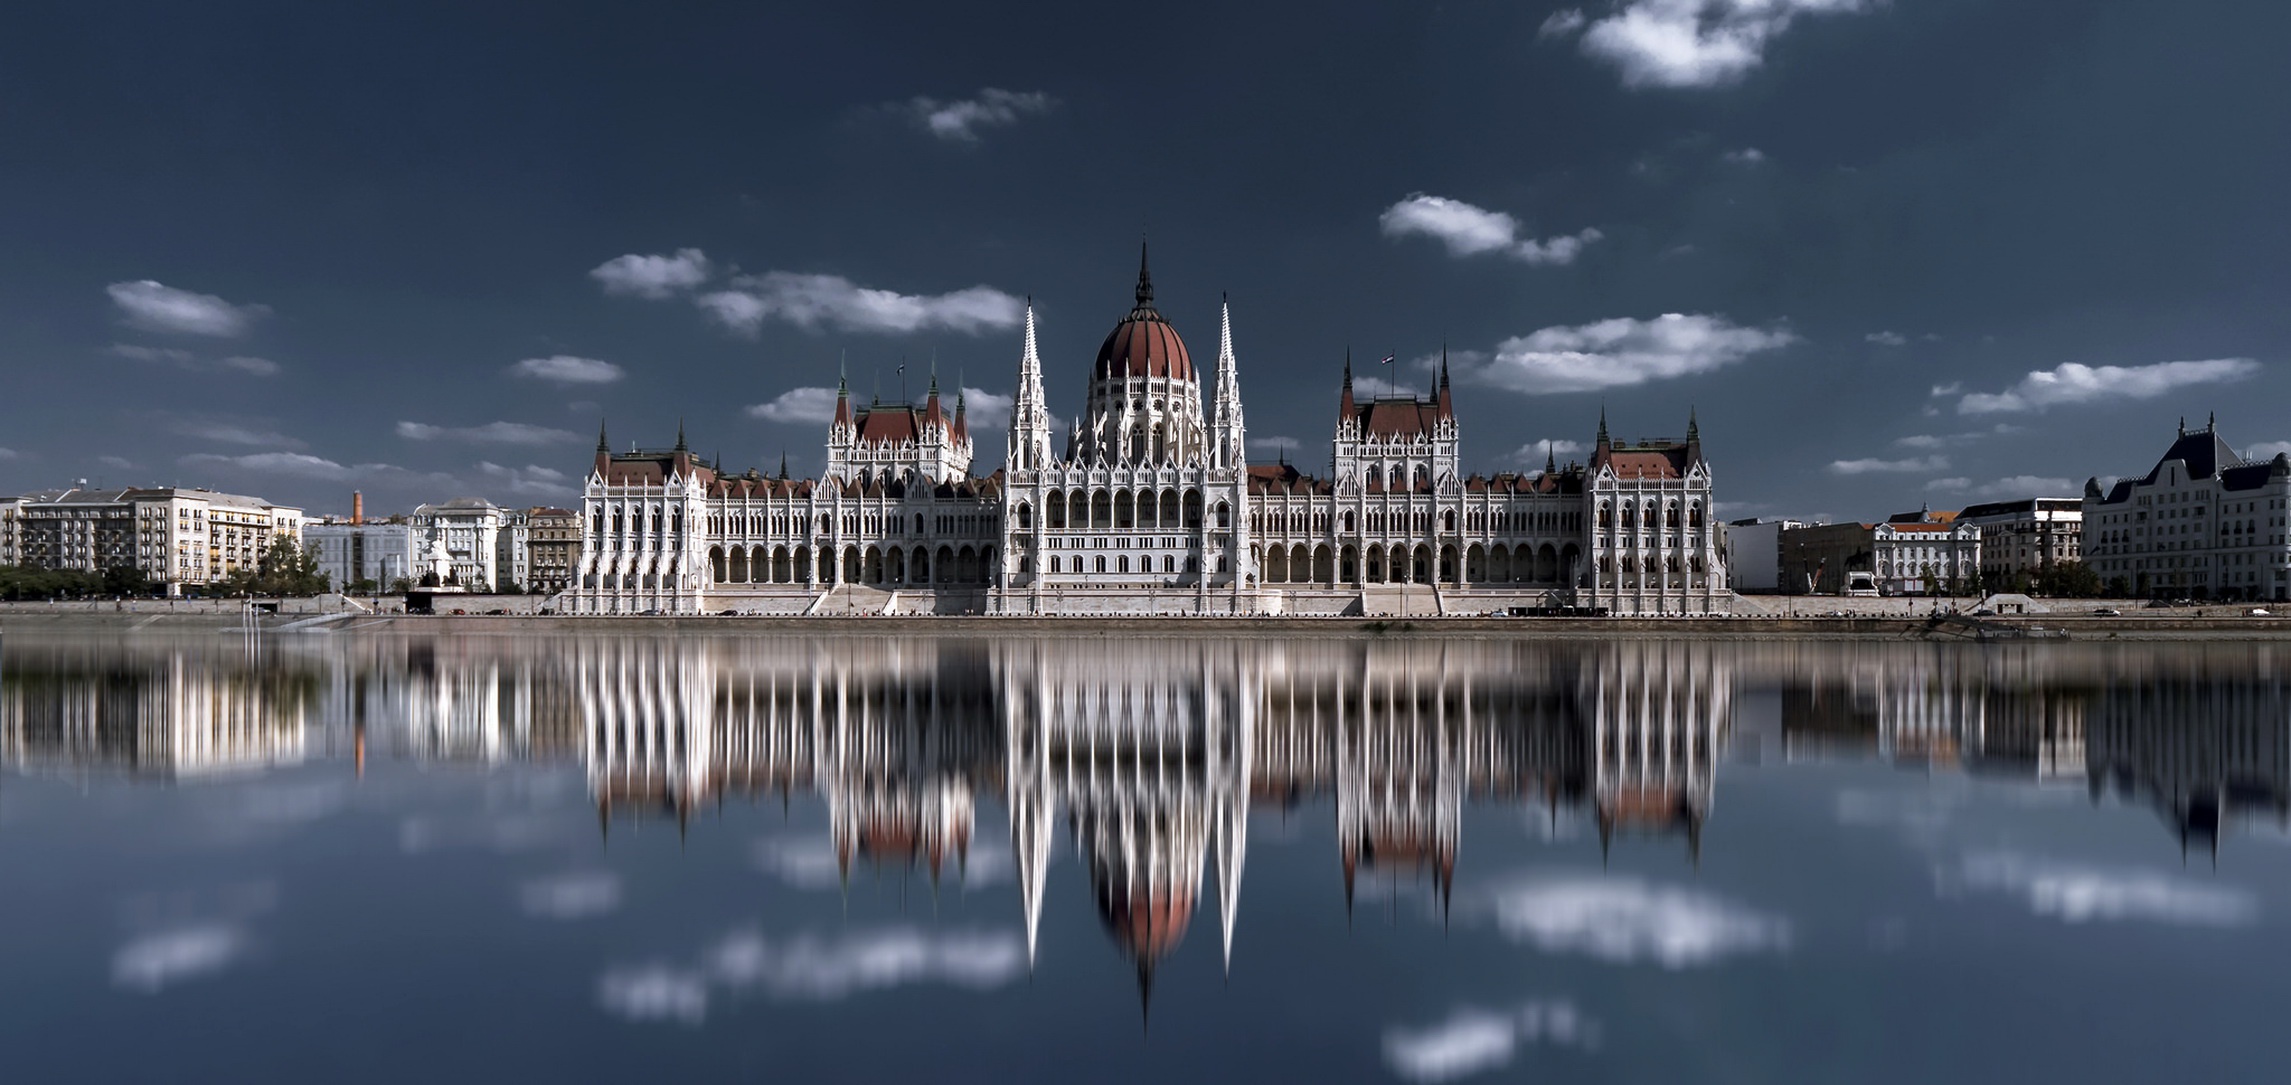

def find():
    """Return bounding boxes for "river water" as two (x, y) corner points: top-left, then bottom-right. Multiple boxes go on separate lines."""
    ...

(0, 631), (2284, 1083)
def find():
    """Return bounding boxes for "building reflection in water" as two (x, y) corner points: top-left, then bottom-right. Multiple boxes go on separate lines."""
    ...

(6, 635), (2287, 994)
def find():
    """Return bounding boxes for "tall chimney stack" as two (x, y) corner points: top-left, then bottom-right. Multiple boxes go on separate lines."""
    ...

(352, 490), (364, 525)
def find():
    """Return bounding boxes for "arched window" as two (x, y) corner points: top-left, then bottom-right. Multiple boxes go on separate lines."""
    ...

(1095, 555), (1107, 573)
(1216, 502), (1231, 529)
(1118, 555), (1130, 573)
(1018, 503), (1033, 530)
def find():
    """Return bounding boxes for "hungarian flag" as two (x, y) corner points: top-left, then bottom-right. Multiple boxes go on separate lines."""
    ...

(1377, 353), (1396, 366)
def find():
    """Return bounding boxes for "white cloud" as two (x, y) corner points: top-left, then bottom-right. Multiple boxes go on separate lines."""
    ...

(112, 925), (249, 994)
(1250, 435), (1302, 452)
(474, 462), (575, 498)
(1353, 374), (1422, 398)
(705, 928), (1026, 1001)
(1379, 194), (1602, 265)
(110, 343), (195, 364)
(752, 838), (846, 890)
(397, 421), (581, 445)
(1865, 330), (1907, 346)
(905, 88), (1056, 142)
(699, 273), (1023, 336)
(109, 343), (280, 376)
(1946, 852), (2258, 927)
(1553, 0), (1880, 90)
(598, 965), (710, 1025)
(1515, 439), (1588, 465)
(959, 387), (1014, 430)
(2246, 441), (2291, 460)
(171, 419), (305, 449)
(511, 355), (624, 384)
(98, 455), (134, 469)
(219, 356), (280, 376)
(590, 248), (712, 299)
(1931, 475), (2074, 500)
(0, 447), (17, 460)
(1481, 875), (1790, 967)
(1930, 381), (1964, 397)
(106, 280), (270, 337)
(1722, 147), (1767, 165)
(1893, 427), (2013, 449)
(1539, 8), (1587, 37)
(1828, 455), (1948, 475)
(180, 451), (361, 481)
(520, 872), (623, 919)
(1957, 359), (2260, 414)
(599, 926), (1027, 1025)
(1468, 313), (1793, 394)
(746, 387), (843, 425)
(1384, 1002), (1600, 1084)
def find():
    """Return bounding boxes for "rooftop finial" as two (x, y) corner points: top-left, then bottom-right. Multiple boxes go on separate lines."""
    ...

(1134, 235), (1154, 307)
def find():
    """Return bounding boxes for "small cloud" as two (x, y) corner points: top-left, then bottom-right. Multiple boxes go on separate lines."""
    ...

(0, 447), (20, 460)
(1931, 475), (2075, 500)
(1462, 313), (1794, 394)
(1379, 193), (1602, 265)
(1384, 1002), (1600, 1084)
(1957, 359), (2259, 414)
(98, 455), (136, 470)
(106, 280), (269, 337)
(959, 387), (1014, 431)
(396, 421), (582, 445)
(597, 965), (710, 1025)
(1476, 874), (1790, 968)
(1249, 435), (1302, 452)
(1865, 331), (1908, 347)
(2246, 441), (2291, 460)
(746, 387), (842, 425)
(1514, 438), (1587, 465)
(699, 273), (1023, 336)
(1568, 0), (1881, 90)
(1353, 374), (1420, 398)
(520, 872), (623, 920)
(1944, 851), (2257, 927)
(1929, 382), (1963, 397)
(511, 355), (625, 384)
(1538, 8), (1587, 38)
(903, 88), (1056, 142)
(170, 418), (306, 449)
(473, 462), (574, 498)
(180, 451), (357, 481)
(112, 925), (249, 994)
(1829, 455), (1949, 475)
(1721, 147), (1766, 165)
(109, 343), (280, 376)
(590, 248), (713, 299)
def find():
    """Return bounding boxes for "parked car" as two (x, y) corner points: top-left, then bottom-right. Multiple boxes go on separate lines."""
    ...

(2252, 608), (2273, 617)
(2093, 608), (2121, 616)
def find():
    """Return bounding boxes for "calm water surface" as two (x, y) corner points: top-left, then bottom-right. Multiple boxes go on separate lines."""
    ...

(1, 631), (2285, 1083)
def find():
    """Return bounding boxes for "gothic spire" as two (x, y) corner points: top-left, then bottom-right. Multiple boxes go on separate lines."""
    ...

(1340, 348), (1356, 420)
(1211, 292), (1246, 468)
(778, 451), (788, 479)
(1545, 442), (1557, 475)
(1134, 236), (1154, 308)
(1435, 343), (1454, 419)
(1596, 406), (1610, 450)
(674, 417), (687, 452)
(596, 419), (609, 454)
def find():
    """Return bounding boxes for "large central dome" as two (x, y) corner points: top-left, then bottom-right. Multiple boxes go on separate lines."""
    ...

(1092, 243), (1193, 382)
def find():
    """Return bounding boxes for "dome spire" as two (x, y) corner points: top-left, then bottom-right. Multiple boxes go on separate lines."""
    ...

(1134, 235), (1154, 308)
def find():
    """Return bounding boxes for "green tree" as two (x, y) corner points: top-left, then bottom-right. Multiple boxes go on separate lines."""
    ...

(219, 537), (331, 597)
(2035, 560), (2104, 598)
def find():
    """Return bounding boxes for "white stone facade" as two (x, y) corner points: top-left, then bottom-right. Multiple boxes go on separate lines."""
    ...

(2082, 420), (2291, 600)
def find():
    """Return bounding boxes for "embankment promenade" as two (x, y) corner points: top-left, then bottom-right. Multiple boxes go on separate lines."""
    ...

(4, 601), (2289, 641)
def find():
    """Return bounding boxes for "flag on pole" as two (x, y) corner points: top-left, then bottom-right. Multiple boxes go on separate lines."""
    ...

(1378, 353), (1396, 366)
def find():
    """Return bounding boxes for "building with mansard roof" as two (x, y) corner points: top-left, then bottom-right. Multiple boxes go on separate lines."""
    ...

(563, 244), (1729, 615)
(2081, 416), (2291, 601)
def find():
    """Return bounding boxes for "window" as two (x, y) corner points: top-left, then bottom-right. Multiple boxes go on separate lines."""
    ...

(1095, 555), (1106, 573)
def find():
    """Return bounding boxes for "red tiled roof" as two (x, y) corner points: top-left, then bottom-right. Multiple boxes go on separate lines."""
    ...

(1359, 399), (1440, 439)
(1593, 443), (1690, 480)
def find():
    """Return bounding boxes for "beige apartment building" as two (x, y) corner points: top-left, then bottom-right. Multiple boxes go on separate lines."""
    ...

(1, 486), (303, 593)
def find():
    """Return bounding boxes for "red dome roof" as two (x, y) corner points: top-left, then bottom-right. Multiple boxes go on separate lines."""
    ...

(1093, 242), (1193, 382)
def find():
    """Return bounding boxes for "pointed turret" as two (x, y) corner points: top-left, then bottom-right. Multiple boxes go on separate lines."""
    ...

(674, 418), (687, 452)
(595, 420), (609, 454)
(1339, 349), (1356, 421)
(833, 370), (852, 427)
(1435, 345), (1454, 419)
(1596, 407), (1611, 452)
(1545, 443), (1558, 476)
(952, 386), (969, 442)
(1209, 293), (1247, 469)
(778, 451), (789, 480)
(1134, 236), (1154, 308)
(1009, 297), (1051, 472)
(1685, 406), (1703, 463)
(923, 370), (945, 428)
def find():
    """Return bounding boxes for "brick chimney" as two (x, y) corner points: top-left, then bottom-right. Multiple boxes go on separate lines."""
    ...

(352, 490), (364, 525)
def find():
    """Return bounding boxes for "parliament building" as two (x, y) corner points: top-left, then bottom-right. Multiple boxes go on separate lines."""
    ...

(565, 247), (1729, 616)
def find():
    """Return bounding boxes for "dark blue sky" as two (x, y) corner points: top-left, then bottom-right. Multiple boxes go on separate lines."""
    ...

(3, 0), (2286, 520)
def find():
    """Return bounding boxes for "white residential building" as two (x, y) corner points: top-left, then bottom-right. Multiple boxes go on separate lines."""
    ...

(2, 485), (303, 593)
(410, 498), (529, 591)
(1959, 497), (2084, 589)
(2082, 419), (2291, 601)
